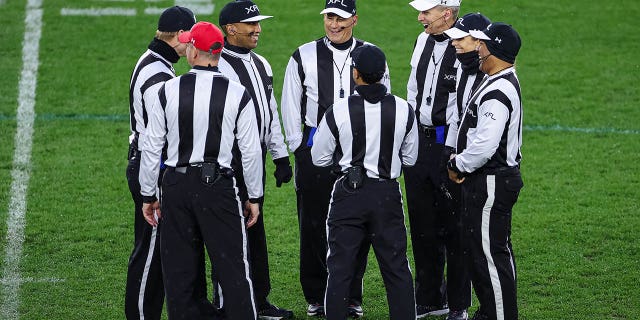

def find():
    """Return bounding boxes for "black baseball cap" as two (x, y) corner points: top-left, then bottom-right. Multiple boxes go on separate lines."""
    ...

(219, 0), (273, 26)
(351, 44), (386, 79)
(320, 0), (356, 18)
(470, 22), (521, 64)
(444, 13), (491, 40)
(157, 6), (196, 32)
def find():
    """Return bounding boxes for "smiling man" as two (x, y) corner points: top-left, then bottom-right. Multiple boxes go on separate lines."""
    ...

(405, 0), (471, 319)
(216, 1), (293, 319)
(281, 0), (390, 317)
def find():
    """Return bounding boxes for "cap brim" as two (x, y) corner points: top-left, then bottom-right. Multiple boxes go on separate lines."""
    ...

(178, 31), (192, 43)
(444, 27), (469, 39)
(469, 30), (491, 40)
(240, 15), (273, 22)
(409, 0), (437, 11)
(320, 8), (353, 18)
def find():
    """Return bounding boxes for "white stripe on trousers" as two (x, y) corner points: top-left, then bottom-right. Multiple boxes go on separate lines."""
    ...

(481, 175), (505, 320)
(138, 226), (157, 320)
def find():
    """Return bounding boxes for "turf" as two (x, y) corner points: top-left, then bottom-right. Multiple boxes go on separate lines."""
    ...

(0, 0), (639, 319)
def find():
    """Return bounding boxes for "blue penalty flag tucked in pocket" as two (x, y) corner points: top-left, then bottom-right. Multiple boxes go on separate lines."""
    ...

(307, 127), (317, 147)
(436, 126), (445, 144)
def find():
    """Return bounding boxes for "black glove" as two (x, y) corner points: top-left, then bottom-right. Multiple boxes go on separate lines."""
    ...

(273, 157), (293, 187)
(439, 146), (456, 184)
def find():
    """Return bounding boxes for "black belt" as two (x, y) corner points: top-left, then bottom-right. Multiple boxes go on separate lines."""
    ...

(473, 166), (520, 176)
(418, 124), (437, 137)
(171, 163), (234, 177)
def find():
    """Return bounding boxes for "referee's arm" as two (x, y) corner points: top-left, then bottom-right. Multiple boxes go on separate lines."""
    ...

(455, 99), (510, 173)
(310, 111), (337, 167)
(281, 55), (304, 153)
(236, 92), (265, 201)
(401, 110), (419, 167)
(139, 87), (167, 200)
(266, 91), (289, 160)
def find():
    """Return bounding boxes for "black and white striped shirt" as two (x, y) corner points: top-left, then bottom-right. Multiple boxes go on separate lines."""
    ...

(281, 37), (391, 152)
(128, 39), (177, 148)
(311, 84), (418, 180)
(454, 67), (522, 173)
(218, 45), (288, 160)
(446, 65), (486, 147)
(140, 66), (264, 199)
(407, 33), (459, 128)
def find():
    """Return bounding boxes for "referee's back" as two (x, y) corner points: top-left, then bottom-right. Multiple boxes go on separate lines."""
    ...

(145, 67), (264, 199)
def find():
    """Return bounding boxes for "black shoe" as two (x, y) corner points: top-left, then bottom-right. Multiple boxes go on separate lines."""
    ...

(347, 304), (363, 318)
(447, 309), (469, 320)
(417, 304), (449, 318)
(307, 303), (325, 317)
(258, 303), (294, 320)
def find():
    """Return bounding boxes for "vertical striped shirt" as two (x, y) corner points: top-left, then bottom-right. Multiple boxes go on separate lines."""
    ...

(446, 66), (486, 147)
(407, 33), (459, 127)
(218, 46), (288, 160)
(281, 37), (391, 152)
(128, 43), (176, 147)
(311, 85), (418, 180)
(454, 67), (522, 173)
(139, 66), (264, 199)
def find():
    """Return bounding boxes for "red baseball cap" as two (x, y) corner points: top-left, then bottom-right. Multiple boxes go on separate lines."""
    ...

(178, 21), (224, 54)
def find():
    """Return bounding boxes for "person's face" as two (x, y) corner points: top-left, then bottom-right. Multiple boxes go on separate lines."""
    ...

(324, 13), (357, 44)
(451, 35), (479, 54)
(228, 22), (262, 50)
(185, 43), (196, 66)
(173, 30), (189, 56)
(478, 40), (493, 73)
(418, 7), (448, 34)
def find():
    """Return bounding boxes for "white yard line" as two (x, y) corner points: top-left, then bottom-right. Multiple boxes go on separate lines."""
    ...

(1, 0), (43, 319)
(60, 7), (136, 16)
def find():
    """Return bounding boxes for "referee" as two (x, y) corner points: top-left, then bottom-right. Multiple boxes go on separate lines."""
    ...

(311, 44), (418, 320)
(125, 6), (195, 320)
(405, 0), (470, 318)
(139, 21), (262, 320)
(448, 22), (523, 320)
(444, 13), (492, 151)
(216, 1), (293, 318)
(281, 0), (390, 316)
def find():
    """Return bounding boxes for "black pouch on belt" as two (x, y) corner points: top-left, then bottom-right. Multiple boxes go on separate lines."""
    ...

(201, 162), (218, 185)
(346, 166), (365, 189)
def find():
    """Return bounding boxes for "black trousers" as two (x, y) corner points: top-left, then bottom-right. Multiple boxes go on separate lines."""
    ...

(214, 146), (272, 310)
(325, 178), (416, 320)
(294, 145), (369, 305)
(161, 167), (256, 320)
(461, 170), (522, 320)
(403, 130), (471, 310)
(125, 155), (164, 320)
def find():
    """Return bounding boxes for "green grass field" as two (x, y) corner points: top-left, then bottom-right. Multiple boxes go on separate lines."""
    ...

(1, 0), (639, 319)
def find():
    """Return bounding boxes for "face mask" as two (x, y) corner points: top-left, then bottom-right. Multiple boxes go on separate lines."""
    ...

(457, 50), (480, 72)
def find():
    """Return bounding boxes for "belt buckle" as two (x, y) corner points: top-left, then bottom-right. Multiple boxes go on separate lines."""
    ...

(420, 125), (433, 137)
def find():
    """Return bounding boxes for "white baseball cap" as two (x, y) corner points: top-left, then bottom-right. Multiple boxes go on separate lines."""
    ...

(409, 0), (461, 11)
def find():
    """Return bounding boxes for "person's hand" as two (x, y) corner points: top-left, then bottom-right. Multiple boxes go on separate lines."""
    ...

(142, 201), (161, 227)
(244, 201), (260, 228)
(273, 157), (293, 187)
(448, 168), (465, 184)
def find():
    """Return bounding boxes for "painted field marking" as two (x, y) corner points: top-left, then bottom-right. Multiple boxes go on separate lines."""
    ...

(62, 0), (215, 16)
(0, 277), (66, 285)
(60, 7), (136, 16)
(1, 0), (43, 319)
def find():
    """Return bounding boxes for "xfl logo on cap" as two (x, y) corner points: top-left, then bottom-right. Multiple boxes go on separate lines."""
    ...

(328, 0), (348, 7)
(245, 4), (259, 13)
